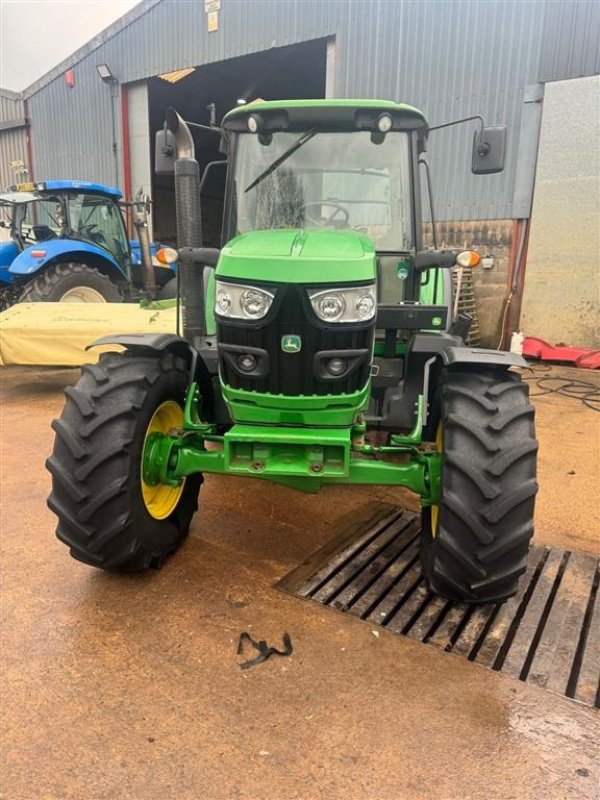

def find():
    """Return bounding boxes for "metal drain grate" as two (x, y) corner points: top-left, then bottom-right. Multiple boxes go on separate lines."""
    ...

(278, 506), (600, 708)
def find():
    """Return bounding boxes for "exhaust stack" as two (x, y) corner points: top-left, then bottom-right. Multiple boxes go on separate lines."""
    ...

(131, 189), (156, 300)
(165, 107), (206, 347)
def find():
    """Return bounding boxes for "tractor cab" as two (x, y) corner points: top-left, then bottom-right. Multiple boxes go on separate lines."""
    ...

(0, 180), (129, 263)
(204, 101), (460, 431)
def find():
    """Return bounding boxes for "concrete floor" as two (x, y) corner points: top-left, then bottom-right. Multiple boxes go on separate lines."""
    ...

(1, 365), (599, 800)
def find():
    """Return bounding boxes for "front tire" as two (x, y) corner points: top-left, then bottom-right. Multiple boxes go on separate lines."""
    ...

(420, 368), (538, 604)
(47, 350), (201, 571)
(20, 263), (122, 303)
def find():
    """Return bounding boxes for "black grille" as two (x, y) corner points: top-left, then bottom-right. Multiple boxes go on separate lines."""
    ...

(217, 284), (374, 396)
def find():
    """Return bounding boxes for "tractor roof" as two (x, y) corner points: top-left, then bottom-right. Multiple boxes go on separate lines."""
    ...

(42, 180), (123, 199)
(222, 99), (428, 134)
(4, 180), (122, 199)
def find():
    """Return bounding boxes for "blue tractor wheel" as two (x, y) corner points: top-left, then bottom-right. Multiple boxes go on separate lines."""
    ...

(20, 263), (123, 303)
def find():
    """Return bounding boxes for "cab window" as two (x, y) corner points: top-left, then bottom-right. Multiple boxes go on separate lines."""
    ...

(69, 194), (128, 263)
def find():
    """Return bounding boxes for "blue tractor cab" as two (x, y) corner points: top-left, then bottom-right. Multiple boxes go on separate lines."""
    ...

(0, 180), (175, 307)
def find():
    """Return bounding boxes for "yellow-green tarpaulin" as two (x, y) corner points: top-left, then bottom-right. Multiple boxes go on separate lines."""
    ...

(0, 303), (178, 366)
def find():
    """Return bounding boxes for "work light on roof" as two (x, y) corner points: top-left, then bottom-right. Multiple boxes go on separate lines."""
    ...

(377, 113), (393, 133)
(247, 115), (259, 133)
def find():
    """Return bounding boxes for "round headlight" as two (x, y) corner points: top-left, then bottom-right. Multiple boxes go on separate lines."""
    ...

(240, 288), (271, 318)
(326, 358), (347, 376)
(356, 293), (375, 319)
(247, 115), (259, 133)
(316, 293), (346, 321)
(216, 290), (232, 315)
(377, 114), (393, 133)
(237, 353), (257, 372)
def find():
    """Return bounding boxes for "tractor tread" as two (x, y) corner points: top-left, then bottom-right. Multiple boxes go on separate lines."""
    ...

(79, 402), (142, 437)
(444, 451), (500, 500)
(46, 455), (90, 503)
(74, 441), (133, 482)
(422, 367), (537, 604)
(19, 262), (122, 303)
(78, 477), (128, 522)
(485, 440), (539, 477)
(63, 386), (95, 417)
(50, 418), (88, 460)
(445, 413), (500, 453)
(489, 404), (535, 432)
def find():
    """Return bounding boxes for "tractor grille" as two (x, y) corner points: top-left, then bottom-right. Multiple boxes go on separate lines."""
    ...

(217, 284), (374, 396)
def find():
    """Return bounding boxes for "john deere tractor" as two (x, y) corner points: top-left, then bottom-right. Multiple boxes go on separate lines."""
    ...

(47, 100), (537, 604)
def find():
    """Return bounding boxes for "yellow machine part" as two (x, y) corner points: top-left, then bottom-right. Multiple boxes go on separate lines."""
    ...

(0, 303), (177, 366)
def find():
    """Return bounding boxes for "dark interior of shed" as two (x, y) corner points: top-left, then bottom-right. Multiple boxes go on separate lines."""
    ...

(148, 37), (329, 247)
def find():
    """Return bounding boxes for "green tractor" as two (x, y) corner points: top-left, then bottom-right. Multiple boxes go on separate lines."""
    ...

(47, 100), (537, 604)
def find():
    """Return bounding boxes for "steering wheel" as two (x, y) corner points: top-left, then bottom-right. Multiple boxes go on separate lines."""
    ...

(78, 223), (98, 235)
(303, 201), (350, 228)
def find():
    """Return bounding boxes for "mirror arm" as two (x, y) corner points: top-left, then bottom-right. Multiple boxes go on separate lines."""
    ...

(186, 121), (225, 136)
(429, 114), (485, 136)
(429, 114), (492, 153)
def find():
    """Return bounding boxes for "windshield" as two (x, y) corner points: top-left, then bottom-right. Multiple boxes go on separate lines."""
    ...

(67, 193), (129, 262)
(3, 197), (66, 245)
(230, 131), (413, 251)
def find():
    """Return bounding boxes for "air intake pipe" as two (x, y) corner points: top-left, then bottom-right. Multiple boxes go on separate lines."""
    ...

(165, 106), (205, 347)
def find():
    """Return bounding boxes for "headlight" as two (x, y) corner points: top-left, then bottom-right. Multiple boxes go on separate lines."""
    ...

(215, 280), (274, 320)
(314, 293), (346, 321)
(308, 285), (376, 323)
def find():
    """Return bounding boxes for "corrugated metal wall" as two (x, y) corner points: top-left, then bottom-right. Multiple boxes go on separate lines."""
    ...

(24, 0), (600, 221)
(0, 90), (29, 192)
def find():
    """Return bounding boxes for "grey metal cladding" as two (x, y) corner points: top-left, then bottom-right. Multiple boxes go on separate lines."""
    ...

(0, 90), (29, 190)
(22, 0), (600, 222)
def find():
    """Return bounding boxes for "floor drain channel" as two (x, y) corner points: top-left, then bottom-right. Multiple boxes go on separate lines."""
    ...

(277, 505), (600, 709)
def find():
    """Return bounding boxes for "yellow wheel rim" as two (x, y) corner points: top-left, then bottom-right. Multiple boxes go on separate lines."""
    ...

(141, 400), (185, 520)
(430, 422), (443, 537)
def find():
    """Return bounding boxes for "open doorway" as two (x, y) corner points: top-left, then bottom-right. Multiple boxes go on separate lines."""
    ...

(148, 38), (330, 248)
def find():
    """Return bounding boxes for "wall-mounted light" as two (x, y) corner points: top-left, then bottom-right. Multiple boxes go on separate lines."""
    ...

(96, 63), (120, 187)
(96, 64), (117, 84)
(65, 69), (75, 88)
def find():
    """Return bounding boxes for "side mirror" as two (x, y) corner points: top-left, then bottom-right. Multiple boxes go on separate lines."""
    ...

(155, 128), (177, 175)
(472, 125), (506, 174)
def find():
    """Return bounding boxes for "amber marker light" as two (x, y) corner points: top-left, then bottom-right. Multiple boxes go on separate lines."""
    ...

(156, 247), (178, 265)
(456, 250), (481, 268)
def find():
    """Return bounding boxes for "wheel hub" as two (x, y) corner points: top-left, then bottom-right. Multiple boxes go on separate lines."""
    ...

(141, 401), (186, 520)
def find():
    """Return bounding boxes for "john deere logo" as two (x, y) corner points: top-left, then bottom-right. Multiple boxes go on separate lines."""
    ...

(281, 335), (302, 353)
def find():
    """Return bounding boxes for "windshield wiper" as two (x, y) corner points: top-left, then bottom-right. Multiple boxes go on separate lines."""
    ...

(245, 128), (317, 193)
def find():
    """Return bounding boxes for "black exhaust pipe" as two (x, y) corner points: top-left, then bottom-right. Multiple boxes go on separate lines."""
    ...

(166, 107), (205, 348)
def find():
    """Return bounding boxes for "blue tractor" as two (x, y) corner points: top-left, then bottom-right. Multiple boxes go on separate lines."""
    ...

(0, 180), (177, 308)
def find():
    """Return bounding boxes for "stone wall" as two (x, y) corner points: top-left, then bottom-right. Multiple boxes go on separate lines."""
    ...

(424, 220), (513, 348)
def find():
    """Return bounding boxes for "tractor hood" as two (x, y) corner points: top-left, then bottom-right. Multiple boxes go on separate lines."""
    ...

(9, 239), (125, 277)
(216, 229), (376, 284)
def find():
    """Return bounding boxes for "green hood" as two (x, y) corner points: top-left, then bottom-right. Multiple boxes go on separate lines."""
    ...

(216, 229), (376, 284)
